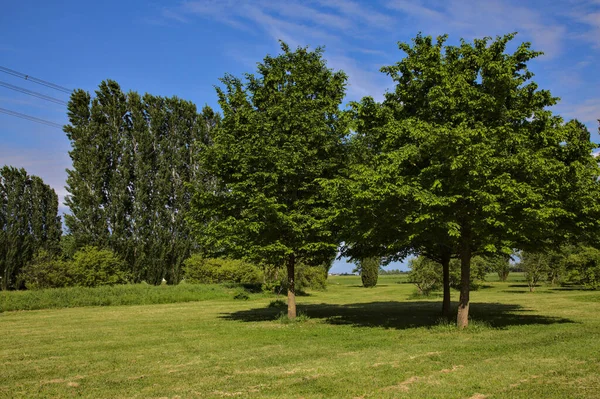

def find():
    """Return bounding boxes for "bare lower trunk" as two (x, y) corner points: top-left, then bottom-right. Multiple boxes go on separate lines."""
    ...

(287, 255), (296, 319)
(442, 255), (451, 319)
(456, 239), (471, 329)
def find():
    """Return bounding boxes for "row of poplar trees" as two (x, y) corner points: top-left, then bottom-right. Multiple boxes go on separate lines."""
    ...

(64, 82), (218, 284)
(0, 166), (61, 290)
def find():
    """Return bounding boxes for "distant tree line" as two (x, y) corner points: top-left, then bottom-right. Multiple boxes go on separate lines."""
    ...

(0, 166), (61, 290)
(2, 33), (600, 329)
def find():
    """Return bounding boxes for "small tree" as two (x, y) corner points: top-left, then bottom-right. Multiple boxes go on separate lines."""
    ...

(520, 252), (550, 292)
(487, 255), (511, 282)
(408, 256), (441, 295)
(354, 257), (380, 288)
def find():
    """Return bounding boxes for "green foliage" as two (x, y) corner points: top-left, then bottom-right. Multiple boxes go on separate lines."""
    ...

(485, 255), (512, 282)
(277, 310), (311, 324)
(233, 289), (250, 300)
(268, 299), (287, 308)
(275, 262), (328, 292)
(18, 250), (72, 290)
(64, 81), (217, 285)
(563, 246), (600, 289)
(188, 42), (348, 317)
(0, 166), (62, 290)
(408, 257), (441, 295)
(356, 257), (380, 287)
(183, 255), (263, 285)
(519, 252), (550, 292)
(295, 264), (328, 291)
(0, 283), (240, 312)
(69, 246), (130, 287)
(326, 33), (600, 326)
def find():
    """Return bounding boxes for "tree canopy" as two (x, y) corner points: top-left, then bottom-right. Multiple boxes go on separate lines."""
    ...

(328, 33), (600, 327)
(0, 166), (61, 290)
(188, 42), (348, 318)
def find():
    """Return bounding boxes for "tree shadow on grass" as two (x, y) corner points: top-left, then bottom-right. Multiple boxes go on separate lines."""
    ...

(220, 301), (575, 330)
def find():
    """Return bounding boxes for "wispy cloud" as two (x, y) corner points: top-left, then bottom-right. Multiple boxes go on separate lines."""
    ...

(162, 0), (399, 102)
(386, 0), (567, 59)
(561, 98), (600, 126)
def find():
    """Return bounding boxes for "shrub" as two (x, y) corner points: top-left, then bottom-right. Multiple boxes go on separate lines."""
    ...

(183, 256), (263, 285)
(563, 246), (600, 289)
(70, 246), (130, 287)
(276, 263), (328, 292)
(268, 299), (286, 308)
(18, 250), (72, 290)
(233, 289), (250, 300)
(357, 257), (380, 288)
(296, 264), (328, 291)
(408, 257), (441, 295)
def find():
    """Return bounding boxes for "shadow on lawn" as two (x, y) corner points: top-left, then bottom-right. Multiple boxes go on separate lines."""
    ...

(220, 301), (575, 330)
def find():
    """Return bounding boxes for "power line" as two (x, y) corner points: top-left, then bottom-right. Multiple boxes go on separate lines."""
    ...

(0, 80), (68, 105)
(0, 107), (63, 129)
(0, 66), (73, 94)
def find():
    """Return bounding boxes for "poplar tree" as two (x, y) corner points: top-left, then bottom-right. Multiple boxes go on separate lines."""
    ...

(0, 166), (61, 290)
(189, 42), (348, 318)
(65, 81), (214, 283)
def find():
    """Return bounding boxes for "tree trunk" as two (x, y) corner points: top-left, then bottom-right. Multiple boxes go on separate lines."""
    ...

(441, 254), (451, 319)
(456, 239), (471, 329)
(287, 254), (296, 319)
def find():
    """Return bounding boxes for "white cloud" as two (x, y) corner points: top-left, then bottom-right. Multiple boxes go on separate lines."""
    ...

(558, 98), (600, 140)
(386, 0), (567, 59)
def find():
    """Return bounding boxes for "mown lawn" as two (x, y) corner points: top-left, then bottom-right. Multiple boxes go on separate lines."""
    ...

(1, 274), (600, 398)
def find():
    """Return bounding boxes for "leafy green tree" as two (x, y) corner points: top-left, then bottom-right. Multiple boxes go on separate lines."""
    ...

(354, 257), (380, 287)
(329, 33), (600, 328)
(408, 256), (441, 295)
(563, 246), (600, 289)
(0, 166), (61, 290)
(519, 251), (550, 292)
(485, 254), (511, 282)
(188, 42), (348, 318)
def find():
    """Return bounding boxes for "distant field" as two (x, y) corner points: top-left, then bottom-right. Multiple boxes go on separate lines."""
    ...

(1, 274), (600, 398)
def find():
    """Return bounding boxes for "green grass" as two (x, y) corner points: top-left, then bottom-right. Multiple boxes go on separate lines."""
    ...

(0, 282), (271, 312)
(1, 274), (600, 398)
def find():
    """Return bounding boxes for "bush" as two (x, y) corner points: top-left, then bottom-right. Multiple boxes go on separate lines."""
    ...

(268, 299), (286, 308)
(183, 256), (263, 285)
(408, 257), (441, 295)
(563, 246), (600, 289)
(233, 289), (250, 300)
(276, 263), (328, 293)
(358, 257), (380, 288)
(296, 264), (328, 291)
(70, 246), (130, 287)
(18, 250), (72, 290)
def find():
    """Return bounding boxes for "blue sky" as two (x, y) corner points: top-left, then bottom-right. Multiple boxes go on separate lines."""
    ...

(1, 0), (599, 273)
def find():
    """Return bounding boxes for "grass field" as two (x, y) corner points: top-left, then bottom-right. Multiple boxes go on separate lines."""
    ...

(1, 274), (600, 398)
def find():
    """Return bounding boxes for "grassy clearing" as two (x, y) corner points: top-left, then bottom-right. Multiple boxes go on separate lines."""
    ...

(0, 282), (270, 312)
(1, 274), (600, 398)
